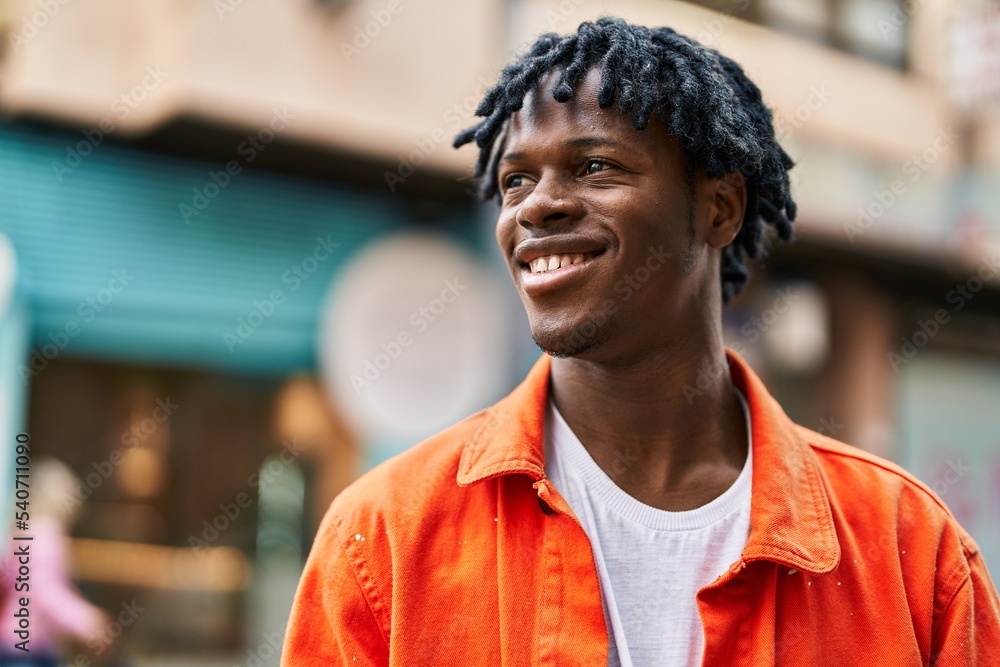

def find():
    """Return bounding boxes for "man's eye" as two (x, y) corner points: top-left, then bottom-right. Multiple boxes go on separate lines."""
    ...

(504, 175), (525, 189)
(586, 160), (609, 175)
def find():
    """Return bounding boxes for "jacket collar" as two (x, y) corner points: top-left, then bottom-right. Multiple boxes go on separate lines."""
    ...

(457, 350), (841, 574)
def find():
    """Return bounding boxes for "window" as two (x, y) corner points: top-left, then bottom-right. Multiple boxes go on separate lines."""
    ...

(688, 0), (909, 68)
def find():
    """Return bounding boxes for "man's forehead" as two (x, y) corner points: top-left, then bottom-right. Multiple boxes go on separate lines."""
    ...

(502, 70), (685, 169)
(517, 67), (605, 119)
(509, 68), (633, 140)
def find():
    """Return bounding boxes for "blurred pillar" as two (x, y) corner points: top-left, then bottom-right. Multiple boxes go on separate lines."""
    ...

(250, 455), (305, 667)
(816, 273), (896, 458)
(273, 375), (361, 534)
(250, 377), (361, 665)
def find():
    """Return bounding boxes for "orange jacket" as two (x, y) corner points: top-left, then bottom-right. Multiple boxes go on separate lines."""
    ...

(282, 351), (1000, 666)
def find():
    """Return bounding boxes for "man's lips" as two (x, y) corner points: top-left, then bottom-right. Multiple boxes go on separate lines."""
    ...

(524, 251), (599, 274)
(513, 236), (607, 268)
(513, 237), (607, 297)
(518, 244), (604, 298)
(518, 254), (603, 297)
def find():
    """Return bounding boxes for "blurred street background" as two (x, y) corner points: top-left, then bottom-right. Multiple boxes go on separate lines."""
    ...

(0, 0), (998, 664)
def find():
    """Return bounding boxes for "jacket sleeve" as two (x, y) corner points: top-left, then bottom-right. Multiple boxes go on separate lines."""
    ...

(281, 511), (390, 666)
(931, 549), (1000, 666)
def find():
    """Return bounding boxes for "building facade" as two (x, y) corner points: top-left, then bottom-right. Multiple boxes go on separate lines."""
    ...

(0, 0), (998, 663)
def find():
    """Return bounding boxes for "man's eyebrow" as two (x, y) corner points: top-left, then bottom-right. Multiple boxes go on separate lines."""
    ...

(500, 136), (630, 163)
(566, 136), (629, 150)
(500, 151), (526, 164)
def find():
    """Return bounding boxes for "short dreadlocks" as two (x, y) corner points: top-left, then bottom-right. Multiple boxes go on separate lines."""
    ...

(453, 17), (797, 302)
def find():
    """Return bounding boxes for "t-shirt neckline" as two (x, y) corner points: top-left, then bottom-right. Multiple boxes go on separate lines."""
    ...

(547, 388), (753, 532)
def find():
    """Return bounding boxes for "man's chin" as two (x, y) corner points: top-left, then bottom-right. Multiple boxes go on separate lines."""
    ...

(529, 318), (612, 359)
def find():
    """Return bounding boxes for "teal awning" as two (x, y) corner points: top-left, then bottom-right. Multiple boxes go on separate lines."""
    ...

(0, 121), (473, 375)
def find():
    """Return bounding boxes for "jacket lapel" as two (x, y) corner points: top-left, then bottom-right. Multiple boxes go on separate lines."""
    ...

(458, 349), (842, 572)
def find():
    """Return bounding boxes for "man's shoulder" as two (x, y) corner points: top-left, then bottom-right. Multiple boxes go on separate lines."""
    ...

(325, 407), (492, 532)
(794, 424), (979, 558)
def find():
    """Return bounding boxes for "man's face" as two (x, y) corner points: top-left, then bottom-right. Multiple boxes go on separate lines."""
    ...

(496, 68), (720, 360)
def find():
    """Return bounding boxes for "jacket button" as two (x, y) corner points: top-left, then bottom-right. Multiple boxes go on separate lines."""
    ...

(538, 497), (556, 515)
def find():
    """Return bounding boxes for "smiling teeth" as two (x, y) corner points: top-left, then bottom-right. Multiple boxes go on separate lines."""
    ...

(529, 254), (588, 274)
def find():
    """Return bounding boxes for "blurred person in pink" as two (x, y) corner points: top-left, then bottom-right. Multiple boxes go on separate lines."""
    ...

(0, 457), (108, 666)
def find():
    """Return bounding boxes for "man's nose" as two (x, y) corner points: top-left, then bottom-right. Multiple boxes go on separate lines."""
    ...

(516, 175), (584, 228)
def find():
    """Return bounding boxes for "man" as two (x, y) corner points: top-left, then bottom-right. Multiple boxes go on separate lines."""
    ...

(282, 17), (1000, 666)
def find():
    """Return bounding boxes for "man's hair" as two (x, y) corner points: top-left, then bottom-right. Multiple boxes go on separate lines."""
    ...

(453, 17), (797, 302)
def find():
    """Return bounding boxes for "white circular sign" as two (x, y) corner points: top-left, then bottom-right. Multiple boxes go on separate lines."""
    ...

(318, 232), (511, 444)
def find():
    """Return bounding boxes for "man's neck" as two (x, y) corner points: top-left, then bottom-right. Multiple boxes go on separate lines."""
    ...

(548, 337), (749, 511)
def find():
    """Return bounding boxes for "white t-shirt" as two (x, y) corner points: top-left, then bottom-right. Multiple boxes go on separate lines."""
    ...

(543, 390), (752, 667)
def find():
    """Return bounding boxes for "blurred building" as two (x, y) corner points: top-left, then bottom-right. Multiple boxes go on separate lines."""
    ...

(0, 0), (997, 664)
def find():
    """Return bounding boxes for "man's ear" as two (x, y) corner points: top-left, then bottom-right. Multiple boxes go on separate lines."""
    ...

(705, 172), (747, 249)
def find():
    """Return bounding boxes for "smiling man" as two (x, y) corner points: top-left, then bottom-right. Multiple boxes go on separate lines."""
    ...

(282, 18), (1000, 666)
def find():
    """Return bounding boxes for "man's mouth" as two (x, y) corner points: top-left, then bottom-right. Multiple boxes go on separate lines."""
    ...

(512, 237), (608, 297)
(516, 248), (606, 298)
(526, 252), (599, 274)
